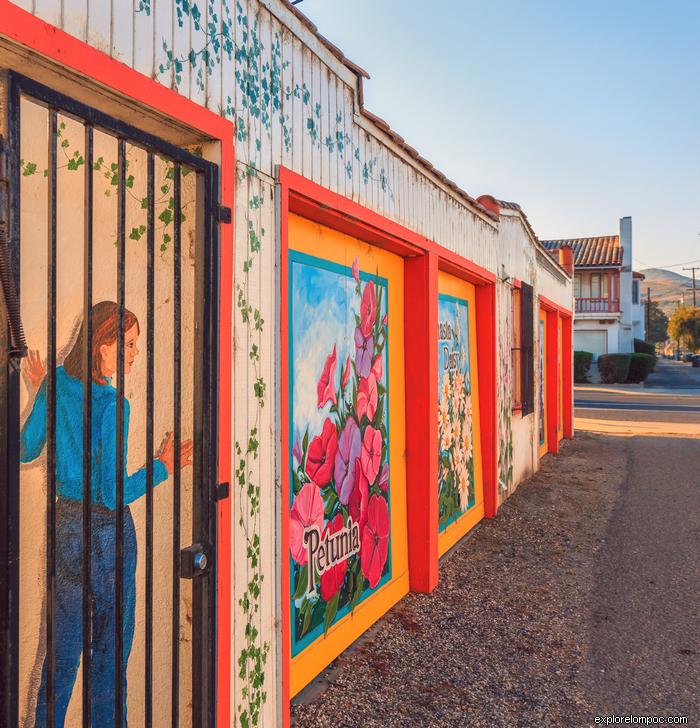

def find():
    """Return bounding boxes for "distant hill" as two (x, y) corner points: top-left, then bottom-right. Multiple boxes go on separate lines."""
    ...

(639, 268), (697, 315)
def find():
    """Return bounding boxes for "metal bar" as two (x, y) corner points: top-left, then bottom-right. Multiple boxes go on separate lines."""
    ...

(81, 123), (94, 728)
(115, 138), (126, 727)
(45, 107), (58, 728)
(145, 152), (155, 728)
(171, 161), (182, 728)
(0, 70), (22, 728)
(207, 164), (221, 728)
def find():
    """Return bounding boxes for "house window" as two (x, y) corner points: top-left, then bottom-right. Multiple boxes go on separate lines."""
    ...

(632, 280), (640, 304)
(573, 274), (581, 298)
(520, 282), (535, 415)
(591, 272), (601, 299)
(512, 287), (522, 408)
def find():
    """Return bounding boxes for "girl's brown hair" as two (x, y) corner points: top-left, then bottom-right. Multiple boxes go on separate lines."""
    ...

(64, 301), (139, 385)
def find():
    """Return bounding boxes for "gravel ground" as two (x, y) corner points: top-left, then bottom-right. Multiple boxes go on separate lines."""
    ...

(292, 433), (626, 728)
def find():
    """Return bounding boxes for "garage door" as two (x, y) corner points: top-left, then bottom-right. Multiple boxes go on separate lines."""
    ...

(575, 330), (607, 359)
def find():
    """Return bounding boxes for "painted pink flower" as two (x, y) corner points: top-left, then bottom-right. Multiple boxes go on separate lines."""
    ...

(316, 344), (337, 409)
(361, 425), (382, 485)
(354, 326), (374, 378)
(319, 514), (348, 602)
(361, 495), (390, 589)
(334, 418), (361, 504)
(378, 462), (389, 492)
(289, 482), (324, 565)
(371, 355), (383, 381)
(352, 256), (360, 283)
(382, 313), (388, 327)
(292, 432), (302, 464)
(360, 281), (377, 337)
(341, 355), (351, 389)
(306, 418), (338, 487)
(348, 458), (369, 535)
(356, 374), (378, 423)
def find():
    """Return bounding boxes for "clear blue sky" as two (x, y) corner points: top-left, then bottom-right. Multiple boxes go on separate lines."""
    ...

(299, 0), (700, 271)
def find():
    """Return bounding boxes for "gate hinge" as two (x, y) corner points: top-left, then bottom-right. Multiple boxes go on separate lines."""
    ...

(216, 205), (232, 224)
(214, 482), (230, 501)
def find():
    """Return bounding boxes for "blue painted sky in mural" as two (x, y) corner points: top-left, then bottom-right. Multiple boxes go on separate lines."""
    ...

(290, 258), (388, 440)
(300, 0), (699, 270)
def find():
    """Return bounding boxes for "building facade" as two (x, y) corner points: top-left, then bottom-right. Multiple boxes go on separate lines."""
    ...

(0, 2), (573, 726)
(542, 216), (645, 358)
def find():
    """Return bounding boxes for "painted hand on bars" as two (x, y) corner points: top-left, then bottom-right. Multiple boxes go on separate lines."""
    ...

(157, 431), (194, 475)
(23, 348), (46, 393)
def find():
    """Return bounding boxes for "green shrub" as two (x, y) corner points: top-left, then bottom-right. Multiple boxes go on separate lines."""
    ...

(634, 338), (656, 356)
(574, 350), (593, 383)
(598, 353), (631, 384)
(626, 353), (656, 383)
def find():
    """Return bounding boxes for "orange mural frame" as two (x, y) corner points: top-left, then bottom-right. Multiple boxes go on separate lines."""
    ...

(0, 6), (235, 726)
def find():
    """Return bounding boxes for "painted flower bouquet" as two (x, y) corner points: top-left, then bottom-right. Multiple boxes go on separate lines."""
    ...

(289, 258), (391, 645)
(438, 311), (475, 529)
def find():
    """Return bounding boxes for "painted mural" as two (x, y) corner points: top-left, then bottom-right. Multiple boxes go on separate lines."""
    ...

(437, 295), (475, 531)
(288, 252), (391, 655)
(497, 281), (514, 500)
(19, 302), (193, 726)
(538, 318), (546, 448)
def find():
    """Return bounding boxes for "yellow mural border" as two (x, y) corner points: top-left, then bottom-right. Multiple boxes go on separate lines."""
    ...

(436, 271), (484, 558)
(288, 213), (409, 697)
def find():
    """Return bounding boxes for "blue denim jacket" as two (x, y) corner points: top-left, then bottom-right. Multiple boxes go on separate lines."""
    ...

(20, 366), (168, 509)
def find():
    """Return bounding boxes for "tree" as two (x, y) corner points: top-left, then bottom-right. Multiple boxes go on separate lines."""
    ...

(647, 300), (669, 343)
(668, 306), (700, 352)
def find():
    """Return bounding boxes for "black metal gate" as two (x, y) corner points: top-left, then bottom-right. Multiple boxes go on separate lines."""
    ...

(0, 73), (220, 727)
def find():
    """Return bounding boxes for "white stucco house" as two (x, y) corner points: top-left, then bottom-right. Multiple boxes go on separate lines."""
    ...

(543, 217), (646, 358)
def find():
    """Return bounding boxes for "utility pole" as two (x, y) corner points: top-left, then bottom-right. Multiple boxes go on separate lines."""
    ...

(646, 287), (651, 341)
(683, 266), (698, 307)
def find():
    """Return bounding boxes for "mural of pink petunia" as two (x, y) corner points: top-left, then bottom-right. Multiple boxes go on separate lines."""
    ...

(289, 482), (325, 565)
(316, 344), (338, 409)
(292, 431), (302, 465)
(348, 458), (369, 535)
(356, 374), (378, 423)
(361, 425), (382, 485)
(378, 462), (389, 492)
(354, 326), (374, 378)
(306, 418), (338, 487)
(334, 418), (361, 504)
(360, 495), (390, 589)
(360, 280), (376, 337)
(371, 355), (383, 381)
(319, 514), (349, 601)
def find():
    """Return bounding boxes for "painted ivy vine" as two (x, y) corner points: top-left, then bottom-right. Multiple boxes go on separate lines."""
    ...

(19, 119), (197, 254)
(157, 0), (392, 192)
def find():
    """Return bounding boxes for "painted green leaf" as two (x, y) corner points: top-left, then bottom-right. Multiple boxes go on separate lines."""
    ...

(323, 593), (340, 634)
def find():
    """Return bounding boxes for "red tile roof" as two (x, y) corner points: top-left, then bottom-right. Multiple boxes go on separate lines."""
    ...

(541, 236), (621, 268)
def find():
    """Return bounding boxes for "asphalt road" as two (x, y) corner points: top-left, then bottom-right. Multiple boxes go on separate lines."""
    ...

(577, 361), (700, 718)
(645, 358), (700, 389)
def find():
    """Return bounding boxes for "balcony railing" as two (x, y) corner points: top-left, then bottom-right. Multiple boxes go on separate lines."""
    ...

(576, 297), (619, 314)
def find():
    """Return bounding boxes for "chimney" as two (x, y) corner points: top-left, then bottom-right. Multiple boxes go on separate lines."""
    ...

(558, 246), (574, 276)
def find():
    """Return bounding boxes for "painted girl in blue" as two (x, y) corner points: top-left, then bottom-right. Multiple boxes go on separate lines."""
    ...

(21, 301), (192, 727)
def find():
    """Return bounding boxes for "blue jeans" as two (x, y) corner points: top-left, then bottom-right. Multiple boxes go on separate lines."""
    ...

(34, 498), (137, 727)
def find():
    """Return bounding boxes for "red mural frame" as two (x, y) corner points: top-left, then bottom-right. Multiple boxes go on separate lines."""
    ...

(0, 6), (235, 726)
(539, 296), (574, 451)
(278, 166), (498, 725)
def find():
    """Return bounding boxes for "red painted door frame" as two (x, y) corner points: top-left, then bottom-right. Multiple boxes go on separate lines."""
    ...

(0, 7), (235, 726)
(278, 166), (498, 725)
(539, 296), (574, 451)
